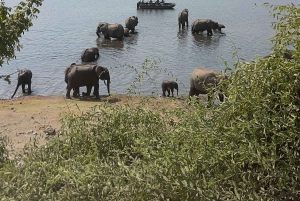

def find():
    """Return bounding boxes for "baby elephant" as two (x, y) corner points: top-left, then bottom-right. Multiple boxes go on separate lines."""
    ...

(161, 80), (178, 97)
(11, 69), (32, 98)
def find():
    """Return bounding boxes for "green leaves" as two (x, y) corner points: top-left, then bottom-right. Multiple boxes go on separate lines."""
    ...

(0, 0), (43, 81)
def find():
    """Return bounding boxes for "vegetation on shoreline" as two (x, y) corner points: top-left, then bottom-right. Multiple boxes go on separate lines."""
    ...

(0, 0), (43, 82)
(1, 3), (300, 200)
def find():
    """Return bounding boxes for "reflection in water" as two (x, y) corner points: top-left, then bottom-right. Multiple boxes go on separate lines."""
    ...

(192, 34), (222, 48)
(177, 29), (188, 39)
(96, 38), (124, 49)
(177, 29), (188, 47)
(124, 33), (139, 45)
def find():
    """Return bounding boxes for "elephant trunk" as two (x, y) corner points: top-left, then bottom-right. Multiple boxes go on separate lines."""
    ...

(177, 87), (178, 96)
(11, 82), (21, 98)
(96, 26), (101, 38)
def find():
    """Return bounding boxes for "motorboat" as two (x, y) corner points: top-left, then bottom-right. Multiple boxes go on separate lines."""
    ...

(137, 1), (176, 9)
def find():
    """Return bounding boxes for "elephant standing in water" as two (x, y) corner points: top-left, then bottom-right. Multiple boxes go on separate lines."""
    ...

(189, 67), (226, 102)
(65, 64), (110, 99)
(125, 16), (138, 33)
(81, 47), (99, 62)
(191, 19), (225, 36)
(96, 22), (124, 41)
(124, 27), (130, 37)
(161, 80), (178, 97)
(178, 8), (189, 28)
(11, 69), (32, 98)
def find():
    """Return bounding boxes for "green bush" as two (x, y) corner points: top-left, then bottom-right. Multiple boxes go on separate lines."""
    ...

(1, 3), (300, 201)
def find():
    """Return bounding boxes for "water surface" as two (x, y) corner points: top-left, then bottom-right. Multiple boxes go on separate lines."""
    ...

(0, 0), (296, 98)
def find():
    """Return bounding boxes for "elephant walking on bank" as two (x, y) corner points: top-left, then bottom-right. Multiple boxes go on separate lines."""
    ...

(125, 16), (138, 33)
(189, 67), (226, 102)
(65, 64), (110, 99)
(96, 22), (124, 41)
(178, 8), (188, 28)
(81, 47), (99, 62)
(191, 19), (225, 36)
(11, 69), (32, 98)
(161, 80), (178, 97)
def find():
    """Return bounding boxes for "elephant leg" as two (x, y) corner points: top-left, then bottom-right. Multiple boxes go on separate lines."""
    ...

(28, 83), (32, 94)
(162, 89), (166, 97)
(73, 90), (79, 98)
(189, 87), (200, 97)
(117, 36), (123, 41)
(171, 88), (174, 97)
(94, 83), (100, 99)
(22, 84), (26, 93)
(66, 86), (72, 99)
(82, 85), (92, 97)
(207, 29), (213, 36)
(167, 89), (170, 97)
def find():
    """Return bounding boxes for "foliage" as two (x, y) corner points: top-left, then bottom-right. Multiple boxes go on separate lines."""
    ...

(1, 3), (300, 201)
(0, 0), (43, 81)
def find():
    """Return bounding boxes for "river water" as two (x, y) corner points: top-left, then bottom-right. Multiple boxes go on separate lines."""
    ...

(0, 0), (296, 99)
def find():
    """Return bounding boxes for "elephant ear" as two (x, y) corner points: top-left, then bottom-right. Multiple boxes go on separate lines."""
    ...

(94, 66), (102, 77)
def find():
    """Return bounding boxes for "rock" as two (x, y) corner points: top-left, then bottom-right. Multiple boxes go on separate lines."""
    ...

(45, 126), (56, 135)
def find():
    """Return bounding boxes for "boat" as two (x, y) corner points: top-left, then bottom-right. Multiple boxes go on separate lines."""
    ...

(137, 1), (176, 9)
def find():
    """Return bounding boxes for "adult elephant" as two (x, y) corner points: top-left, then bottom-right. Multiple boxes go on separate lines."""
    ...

(96, 22), (124, 41)
(65, 64), (110, 99)
(11, 69), (32, 98)
(81, 47), (99, 62)
(125, 16), (138, 33)
(161, 80), (178, 97)
(189, 67), (226, 102)
(191, 19), (225, 36)
(178, 8), (188, 28)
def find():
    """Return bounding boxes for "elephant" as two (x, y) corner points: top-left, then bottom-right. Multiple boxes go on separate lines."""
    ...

(189, 67), (226, 102)
(65, 64), (110, 99)
(178, 8), (188, 28)
(161, 80), (178, 97)
(125, 16), (138, 33)
(81, 47), (99, 62)
(11, 69), (32, 98)
(124, 27), (130, 37)
(191, 19), (225, 36)
(96, 22), (124, 41)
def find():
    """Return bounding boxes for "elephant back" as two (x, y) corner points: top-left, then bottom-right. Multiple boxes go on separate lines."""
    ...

(190, 67), (220, 92)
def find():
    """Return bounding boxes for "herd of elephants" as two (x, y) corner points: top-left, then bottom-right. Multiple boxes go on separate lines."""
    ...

(11, 8), (231, 101)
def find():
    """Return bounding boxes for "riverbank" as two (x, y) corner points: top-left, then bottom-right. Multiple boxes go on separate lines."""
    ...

(0, 94), (187, 157)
